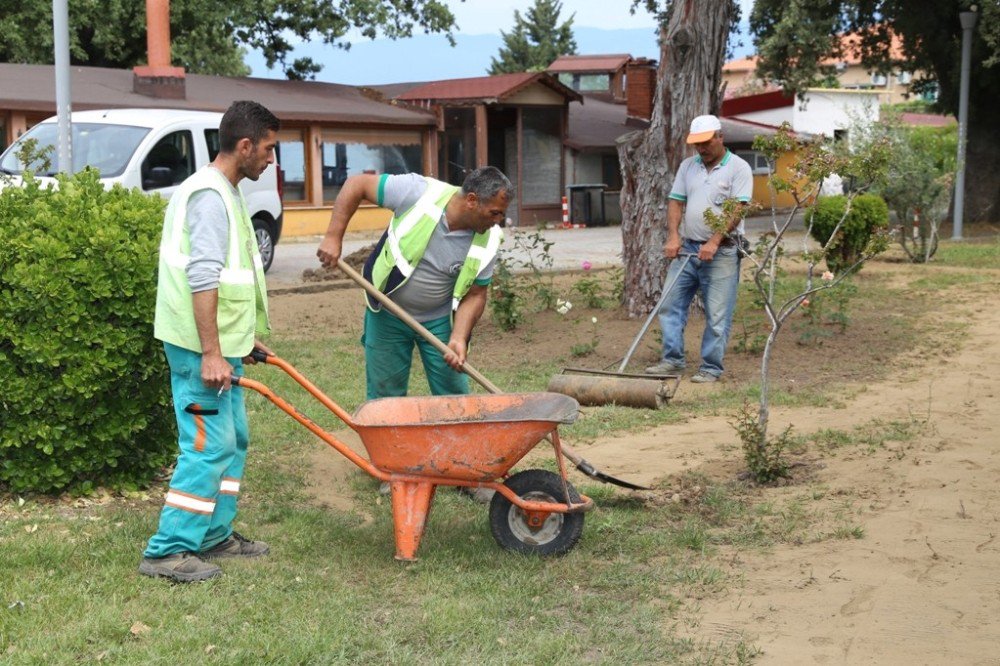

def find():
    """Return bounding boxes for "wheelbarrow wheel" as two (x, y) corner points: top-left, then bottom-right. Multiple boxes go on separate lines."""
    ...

(489, 469), (584, 556)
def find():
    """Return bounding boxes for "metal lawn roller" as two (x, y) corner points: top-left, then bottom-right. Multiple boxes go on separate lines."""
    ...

(235, 351), (593, 561)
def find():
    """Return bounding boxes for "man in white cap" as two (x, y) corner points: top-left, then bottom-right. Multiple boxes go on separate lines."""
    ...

(645, 114), (752, 383)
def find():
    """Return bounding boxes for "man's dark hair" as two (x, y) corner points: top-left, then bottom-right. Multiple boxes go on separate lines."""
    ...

(461, 166), (514, 201)
(219, 101), (280, 152)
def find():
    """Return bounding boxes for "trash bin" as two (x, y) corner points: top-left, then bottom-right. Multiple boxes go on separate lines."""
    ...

(566, 183), (608, 227)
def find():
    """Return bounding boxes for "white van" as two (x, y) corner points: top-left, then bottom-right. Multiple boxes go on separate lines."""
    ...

(0, 108), (284, 271)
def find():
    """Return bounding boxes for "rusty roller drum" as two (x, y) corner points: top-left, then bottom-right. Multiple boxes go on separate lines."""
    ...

(547, 369), (681, 410)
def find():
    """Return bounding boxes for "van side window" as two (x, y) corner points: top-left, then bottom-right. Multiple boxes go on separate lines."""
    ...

(204, 129), (220, 162)
(141, 131), (195, 190)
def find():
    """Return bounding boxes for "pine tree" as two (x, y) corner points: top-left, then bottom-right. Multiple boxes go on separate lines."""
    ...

(489, 0), (578, 74)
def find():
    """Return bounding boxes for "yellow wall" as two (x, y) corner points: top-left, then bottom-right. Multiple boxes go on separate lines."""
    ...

(283, 205), (392, 237)
(751, 150), (799, 209)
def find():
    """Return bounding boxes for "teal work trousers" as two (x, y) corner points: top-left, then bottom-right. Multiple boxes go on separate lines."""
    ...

(362, 308), (469, 399)
(143, 342), (248, 558)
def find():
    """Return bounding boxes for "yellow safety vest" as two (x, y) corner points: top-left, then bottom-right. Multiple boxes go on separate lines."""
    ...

(154, 167), (269, 357)
(368, 177), (503, 312)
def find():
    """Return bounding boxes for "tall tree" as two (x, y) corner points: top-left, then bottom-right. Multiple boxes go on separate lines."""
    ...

(616, 1), (740, 316)
(0, 0), (458, 79)
(750, 0), (1000, 223)
(489, 0), (577, 74)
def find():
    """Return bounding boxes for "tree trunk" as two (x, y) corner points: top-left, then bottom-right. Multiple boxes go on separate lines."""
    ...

(616, 0), (736, 317)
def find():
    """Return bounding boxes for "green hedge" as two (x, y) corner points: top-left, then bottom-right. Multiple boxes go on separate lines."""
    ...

(807, 193), (889, 273)
(0, 170), (175, 493)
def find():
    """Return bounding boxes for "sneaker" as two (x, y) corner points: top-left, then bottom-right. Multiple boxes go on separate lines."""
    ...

(138, 552), (222, 583)
(690, 371), (719, 383)
(456, 486), (496, 503)
(644, 360), (684, 374)
(200, 532), (270, 560)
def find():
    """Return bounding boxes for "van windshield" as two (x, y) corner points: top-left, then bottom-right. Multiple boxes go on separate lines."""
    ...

(0, 122), (150, 177)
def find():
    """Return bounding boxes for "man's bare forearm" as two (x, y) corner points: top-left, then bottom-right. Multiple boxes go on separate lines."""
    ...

(192, 290), (222, 356)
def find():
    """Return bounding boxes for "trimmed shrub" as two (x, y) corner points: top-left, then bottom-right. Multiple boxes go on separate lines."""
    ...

(807, 194), (889, 273)
(0, 169), (175, 493)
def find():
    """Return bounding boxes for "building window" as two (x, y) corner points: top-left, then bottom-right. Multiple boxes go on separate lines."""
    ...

(870, 73), (888, 86)
(896, 71), (912, 84)
(735, 150), (771, 176)
(601, 154), (623, 191)
(321, 130), (422, 202)
(557, 72), (611, 93)
(441, 108), (476, 186)
(276, 129), (307, 203)
(521, 107), (562, 205)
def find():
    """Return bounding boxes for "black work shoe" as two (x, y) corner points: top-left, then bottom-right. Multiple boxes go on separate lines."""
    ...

(200, 531), (270, 560)
(138, 553), (222, 583)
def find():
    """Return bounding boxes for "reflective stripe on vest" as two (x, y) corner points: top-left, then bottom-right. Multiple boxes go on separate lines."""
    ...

(369, 177), (504, 312)
(384, 178), (454, 278)
(451, 225), (503, 311)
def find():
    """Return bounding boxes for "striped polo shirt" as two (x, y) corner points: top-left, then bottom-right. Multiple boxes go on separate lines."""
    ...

(668, 149), (753, 242)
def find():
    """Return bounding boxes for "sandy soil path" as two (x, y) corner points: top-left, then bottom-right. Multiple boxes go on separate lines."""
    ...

(293, 263), (1000, 664)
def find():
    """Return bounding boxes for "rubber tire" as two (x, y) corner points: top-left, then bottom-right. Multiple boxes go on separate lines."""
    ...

(252, 218), (275, 273)
(489, 469), (585, 556)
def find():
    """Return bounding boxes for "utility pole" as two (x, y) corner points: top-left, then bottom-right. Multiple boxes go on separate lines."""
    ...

(952, 6), (978, 240)
(53, 0), (72, 173)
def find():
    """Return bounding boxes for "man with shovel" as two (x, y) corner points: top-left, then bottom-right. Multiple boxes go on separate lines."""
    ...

(317, 166), (512, 401)
(645, 114), (752, 383)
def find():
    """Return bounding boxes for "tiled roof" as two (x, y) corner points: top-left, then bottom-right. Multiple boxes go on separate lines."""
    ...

(394, 72), (581, 103)
(724, 28), (909, 75)
(0, 63), (436, 127)
(547, 54), (632, 73)
(723, 56), (759, 73)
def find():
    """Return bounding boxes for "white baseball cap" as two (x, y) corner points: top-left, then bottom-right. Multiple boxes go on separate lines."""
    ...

(686, 114), (722, 144)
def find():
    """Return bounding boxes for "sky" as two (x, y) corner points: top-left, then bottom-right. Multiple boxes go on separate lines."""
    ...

(246, 0), (757, 85)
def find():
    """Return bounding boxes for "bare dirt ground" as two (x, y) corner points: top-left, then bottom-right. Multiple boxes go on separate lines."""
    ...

(267, 249), (1000, 664)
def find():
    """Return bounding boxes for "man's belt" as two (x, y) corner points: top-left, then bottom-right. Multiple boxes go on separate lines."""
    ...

(688, 235), (744, 247)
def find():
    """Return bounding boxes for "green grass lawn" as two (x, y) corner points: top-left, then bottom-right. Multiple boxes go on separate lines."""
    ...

(4, 256), (985, 664)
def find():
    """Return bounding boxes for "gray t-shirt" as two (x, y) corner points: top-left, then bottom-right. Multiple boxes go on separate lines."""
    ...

(669, 150), (753, 241)
(378, 174), (495, 322)
(185, 168), (241, 292)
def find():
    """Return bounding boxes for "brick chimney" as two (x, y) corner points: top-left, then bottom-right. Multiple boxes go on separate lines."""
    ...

(625, 58), (657, 121)
(133, 0), (186, 99)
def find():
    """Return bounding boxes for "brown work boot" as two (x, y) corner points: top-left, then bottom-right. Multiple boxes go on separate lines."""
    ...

(200, 531), (270, 559)
(138, 552), (222, 583)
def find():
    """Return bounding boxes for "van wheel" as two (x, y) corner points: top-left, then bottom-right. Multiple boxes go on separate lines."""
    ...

(252, 218), (275, 273)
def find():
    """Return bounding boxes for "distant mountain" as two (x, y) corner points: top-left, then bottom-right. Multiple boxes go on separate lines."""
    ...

(245, 24), (755, 86)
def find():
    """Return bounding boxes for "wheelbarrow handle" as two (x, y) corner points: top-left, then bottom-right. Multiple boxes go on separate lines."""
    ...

(336, 260), (648, 491)
(249, 349), (270, 364)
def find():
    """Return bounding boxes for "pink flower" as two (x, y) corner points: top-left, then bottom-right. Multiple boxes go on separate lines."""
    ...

(822, 271), (834, 281)
(802, 299), (810, 307)
(581, 260), (592, 271)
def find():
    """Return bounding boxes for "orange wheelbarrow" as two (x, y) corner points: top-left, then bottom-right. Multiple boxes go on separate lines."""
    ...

(234, 352), (594, 561)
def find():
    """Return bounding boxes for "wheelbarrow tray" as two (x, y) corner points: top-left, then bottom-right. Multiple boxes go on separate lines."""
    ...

(351, 392), (579, 481)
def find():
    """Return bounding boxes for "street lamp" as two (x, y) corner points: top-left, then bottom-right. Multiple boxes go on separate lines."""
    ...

(952, 5), (978, 240)
(53, 0), (72, 174)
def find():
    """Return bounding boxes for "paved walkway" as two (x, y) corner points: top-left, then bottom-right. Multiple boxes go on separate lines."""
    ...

(265, 213), (807, 290)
